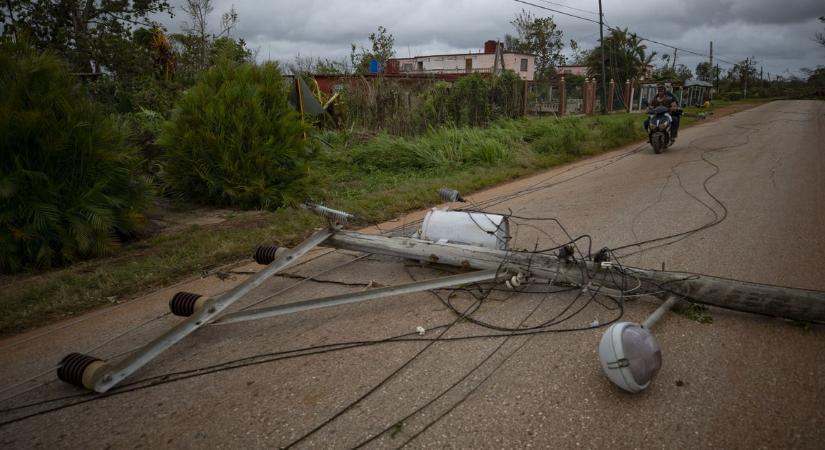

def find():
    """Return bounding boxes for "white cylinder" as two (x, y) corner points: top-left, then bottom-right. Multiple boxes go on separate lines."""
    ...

(419, 209), (510, 250)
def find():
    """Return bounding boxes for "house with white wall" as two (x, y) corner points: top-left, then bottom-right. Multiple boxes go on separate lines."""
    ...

(389, 41), (536, 81)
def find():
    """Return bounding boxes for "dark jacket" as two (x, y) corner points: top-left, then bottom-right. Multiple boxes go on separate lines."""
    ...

(650, 92), (678, 108)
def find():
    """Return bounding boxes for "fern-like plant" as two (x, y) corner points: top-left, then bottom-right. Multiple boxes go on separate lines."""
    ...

(159, 59), (311, 209)
(0, 42), (149, 273)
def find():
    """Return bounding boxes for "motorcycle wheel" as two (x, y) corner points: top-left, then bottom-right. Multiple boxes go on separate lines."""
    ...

(651, 133), (663, 154)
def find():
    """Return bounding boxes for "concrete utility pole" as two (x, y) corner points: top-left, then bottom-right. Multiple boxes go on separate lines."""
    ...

(744, 57), (749, 98)
(709, 41), (713, 78)
(326, 231), (825, 322)
(598, 0), (607, 113)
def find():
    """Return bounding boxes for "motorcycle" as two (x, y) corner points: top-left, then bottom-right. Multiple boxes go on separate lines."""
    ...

(647, 106), (672, 154)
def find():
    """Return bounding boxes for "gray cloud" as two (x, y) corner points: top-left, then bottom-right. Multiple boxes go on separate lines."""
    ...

(159, 0), (825, 76)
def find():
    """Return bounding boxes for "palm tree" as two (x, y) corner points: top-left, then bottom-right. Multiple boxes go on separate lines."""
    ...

(585, 28), (656, 83)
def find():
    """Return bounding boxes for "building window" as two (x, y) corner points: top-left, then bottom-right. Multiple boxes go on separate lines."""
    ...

(417, 61), (424, 71)
(402, 63), (413, 72)
(520, 59), (528, 72)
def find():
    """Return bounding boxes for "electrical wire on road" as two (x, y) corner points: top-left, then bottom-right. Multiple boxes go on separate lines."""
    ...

(3, 107), (809, 446)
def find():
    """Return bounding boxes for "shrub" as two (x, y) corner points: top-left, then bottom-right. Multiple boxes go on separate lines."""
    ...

(419, 72), (522, 129)
(724, 91), (742, 101)
(449, 73), (492, 126)
(123, 108), (165, 176)
(346, 125), (514, 172)
(0, 42), (149, 272)
(159, 59), (311, 209)
(420, 81), (452, 127)
(348, 133), (422, 172)
(490, 70), (523, 119)
(594, 115), (646, 149)
(528, 117), (588, 155)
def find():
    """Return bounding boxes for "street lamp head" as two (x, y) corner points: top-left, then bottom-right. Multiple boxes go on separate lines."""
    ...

(598, 322), (662, 393)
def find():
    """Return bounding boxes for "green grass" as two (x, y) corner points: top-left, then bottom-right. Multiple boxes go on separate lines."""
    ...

(0, 111), (668, 336)
(679, 303), (714, 324)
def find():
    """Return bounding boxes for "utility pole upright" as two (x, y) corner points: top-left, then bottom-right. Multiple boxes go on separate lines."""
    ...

(709, 41), (713, 76)
(598, 0), (607, 113)
(744, 57), (749, 98)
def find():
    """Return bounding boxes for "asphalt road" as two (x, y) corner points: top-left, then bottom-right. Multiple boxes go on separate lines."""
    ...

(2, 100), (824, 449)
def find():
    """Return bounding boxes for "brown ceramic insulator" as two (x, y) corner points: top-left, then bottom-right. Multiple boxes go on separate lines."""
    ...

(57, 353), (102, 388)
(254, 245), (281, 265)
(169, 291), (203, 317)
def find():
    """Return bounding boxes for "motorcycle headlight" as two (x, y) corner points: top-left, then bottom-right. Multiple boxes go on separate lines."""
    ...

(658, 122), (668, 130)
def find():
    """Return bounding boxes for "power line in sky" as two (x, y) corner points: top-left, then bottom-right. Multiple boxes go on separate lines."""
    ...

(533, 0), (600, 17)
(513, 0), (744, 67)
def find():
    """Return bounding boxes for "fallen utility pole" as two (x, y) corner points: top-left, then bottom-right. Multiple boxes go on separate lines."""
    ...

(56, 225), (825, 394)
(326, 230), (825, 322)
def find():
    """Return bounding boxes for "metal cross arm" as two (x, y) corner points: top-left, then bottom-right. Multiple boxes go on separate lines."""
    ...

(57, 228), (334, 394)
(212, 268), (507, 326)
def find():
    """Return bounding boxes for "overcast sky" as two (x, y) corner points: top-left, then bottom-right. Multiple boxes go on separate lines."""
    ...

(160, 0), (824, 78)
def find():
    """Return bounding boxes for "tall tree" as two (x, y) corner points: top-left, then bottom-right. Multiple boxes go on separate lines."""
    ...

(1, 0), (171, 74)
(695, 62), (713, 81)
(653, 64), (693, 83)
(350, 25), (395, 74)
(585, 28), (655, 83)
(179, 0), (238, 71)
(801, 66), (825, 88)
(568, 39), (590, 65)
(508, 9), (565, 80)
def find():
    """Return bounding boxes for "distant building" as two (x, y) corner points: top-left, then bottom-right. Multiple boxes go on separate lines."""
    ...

(388, 40), (536, 81)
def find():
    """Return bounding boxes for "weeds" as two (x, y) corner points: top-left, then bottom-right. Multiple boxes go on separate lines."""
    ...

(681, 303), (714, 324)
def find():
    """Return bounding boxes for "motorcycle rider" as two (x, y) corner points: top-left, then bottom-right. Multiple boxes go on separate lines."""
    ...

(644, 83), (681, 143)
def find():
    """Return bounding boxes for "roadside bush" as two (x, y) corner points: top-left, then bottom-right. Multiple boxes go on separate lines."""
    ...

(420, 72), (522, 129)
(346, 125), (514, 172)
(123, 108), (165, 177)
(527, 117), (588, 155)
(593, 115), (646, 149)
(490, 70), (523, 119)
(420, 81), (452, 126)
(348, 133), (421, 172)
(448, 73), (492, 126)
(0, 42), (149, 272)
(159, 60), (311, 209)
(724, 92), (742, 101)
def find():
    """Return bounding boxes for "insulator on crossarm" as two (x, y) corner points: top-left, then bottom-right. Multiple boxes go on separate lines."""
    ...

(254, 245), (285, 265)
(169, 291), (211, 317)
(438, 187), (466, 203)
(57, 353), (108, 390)
(505, 272), (526, 290)
(302, 202), (354, 225)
